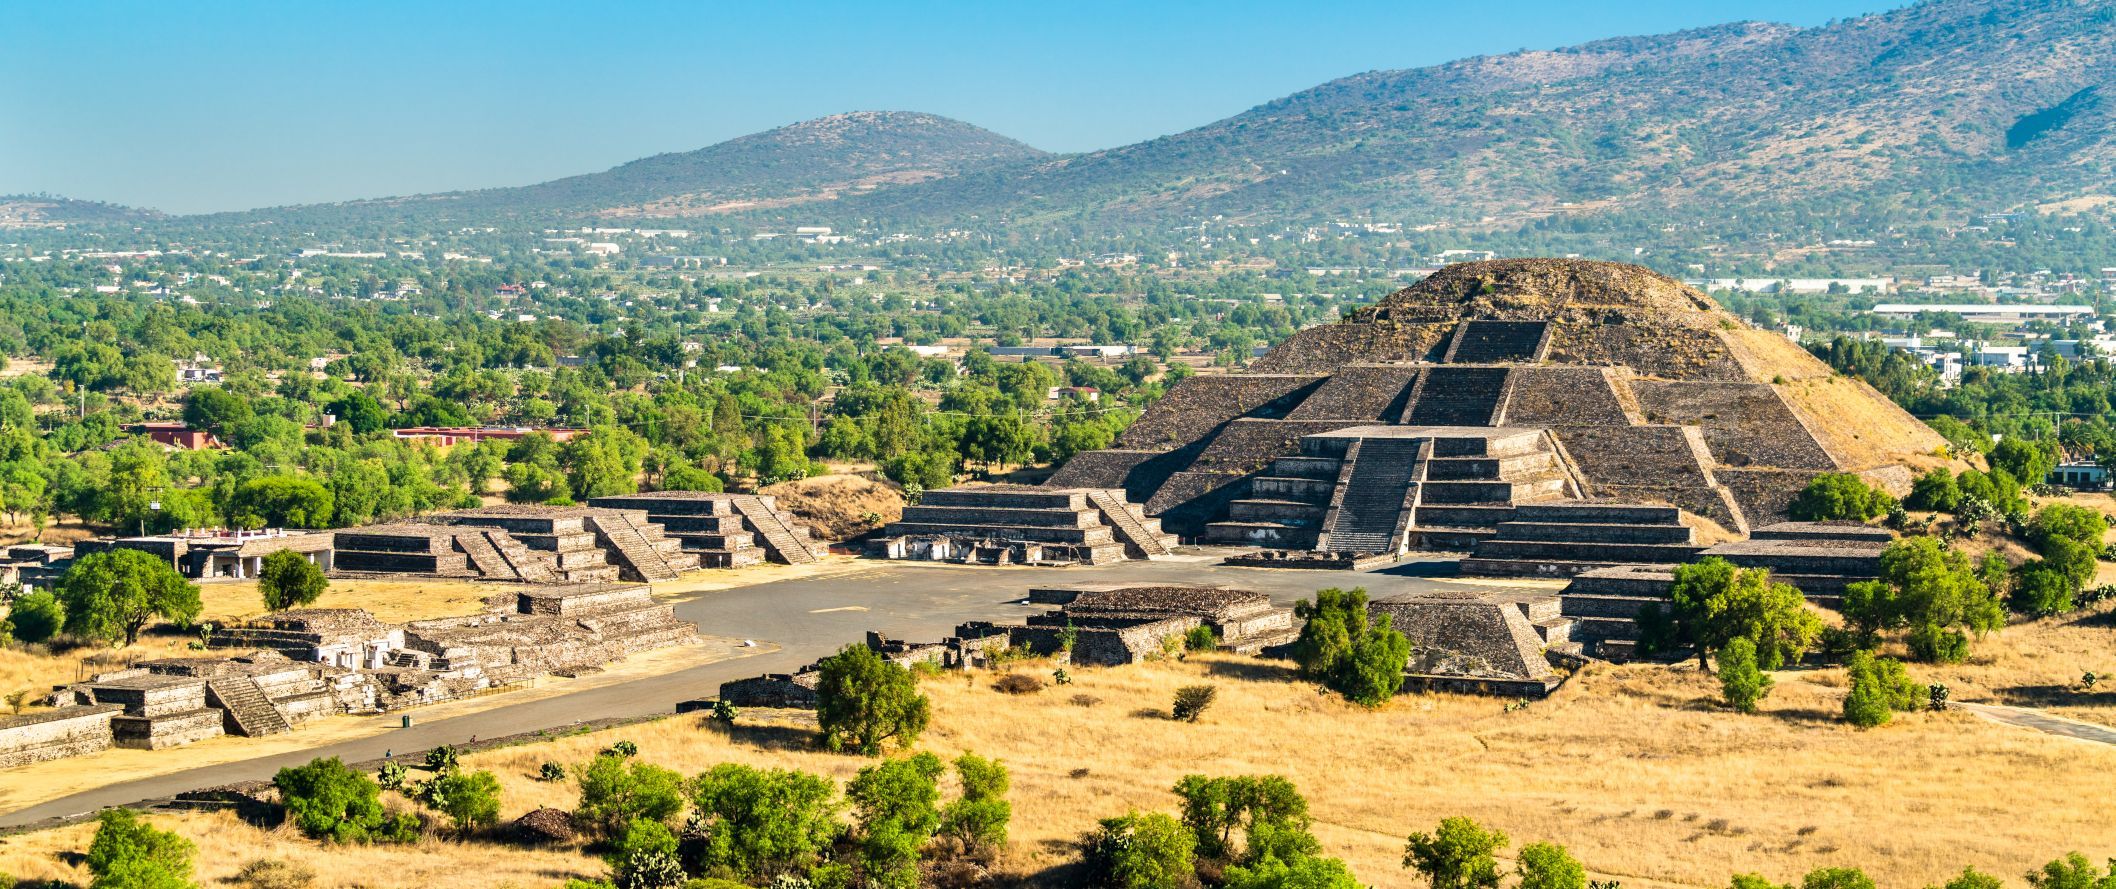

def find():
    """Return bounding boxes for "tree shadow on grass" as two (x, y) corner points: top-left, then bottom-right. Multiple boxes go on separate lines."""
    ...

(1199, 657), (1296, 683)
(697, 718), (818, 752)
(1998, 684), (2116, 707)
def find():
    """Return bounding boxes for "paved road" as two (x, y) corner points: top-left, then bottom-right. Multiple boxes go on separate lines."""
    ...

(1953, 701), (2116, 745)
(0, 555), (1477, 826)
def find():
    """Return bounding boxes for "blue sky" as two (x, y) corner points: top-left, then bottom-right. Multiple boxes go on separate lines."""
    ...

(1, 1), (1900, 214)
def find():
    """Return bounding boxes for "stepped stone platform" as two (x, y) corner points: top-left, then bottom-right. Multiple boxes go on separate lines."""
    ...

(336, 505), (705, 585)
(1024, 584), (1299, 654)
(70, 675), (225, 750)
(0, 705), (122, 768)
(1369, 590), (1574, 697)
(868, 486), (1176, 566)
(1047, 258), (1945, 564)
(1459, 502), (1703, 578)
(588, 492), (821, 566)
(1555, 521), (1891, 659)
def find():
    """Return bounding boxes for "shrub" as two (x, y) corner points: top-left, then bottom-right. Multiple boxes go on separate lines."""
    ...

(2027, 853), (2116, 889)
(1843, 652), (1921, 728)
(1669, 558), (1823, 671)
(86, 808), (196, 889)
(274, 756), (419, 844)
(539, 762), (567, 782)
(8, 591), (63, 643)
(1938, 868), (2002, 889)
(1086, 811), (1196, 889)
(940, 753), (1012, 853)
(423, 769), (502, 833)
(575, 752), (685, 841)
(1403, 817), (1507, 889)
(610, 818), (685, 889)
(233, 858), (315, 889)
(1223, 854), (1362, 889)
(2029, 503), (2109, 549)
(847, 752), (945, 889)
(688, 763), (842, 881)
(1291, 588), (1411, 707)
(1905, 468), (1962, 512)
(376, 761), (407, 791)
(1184, 624), (1219, 652)
(1801, 867), (1876, 889)
(1172, 684), (1218, 722)
(2011, 563), (2079, 617)
(1788, 473), (1894, 522)
(424, 744), (460, 775)
(1516, 842), (1587, 889)
(606, 740), (639, 758)
(1717, 637), (1772, 714)
(1843, 538), (2005, 661)
(1172, 774), (1310, 862)
(815, 643), (931, 755)
(993, 673), (1044, 695)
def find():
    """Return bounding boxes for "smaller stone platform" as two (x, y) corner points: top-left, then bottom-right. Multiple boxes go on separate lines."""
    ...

(1369, 591), (1574, 697)
(870, 486), (1176, 566)
(587, 492), (822, 567)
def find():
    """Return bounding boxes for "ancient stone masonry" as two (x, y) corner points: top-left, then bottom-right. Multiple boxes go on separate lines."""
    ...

(1368, 591), (1575, 697)
(868, 486), (1176, 566)
(334, 504), (704, 584)
(1556, 521), (1891, 660)
(63, 674), (225, 750)
(1025, 584), (1300, 656)
(0, 706), (122, 768)
(1047, 259), (1945, 560)
(587, 492), (822, 567)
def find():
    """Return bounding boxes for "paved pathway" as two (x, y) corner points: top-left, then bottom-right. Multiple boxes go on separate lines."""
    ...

(0, 554), (1476, 826)
(1953, 701), (2116, 745)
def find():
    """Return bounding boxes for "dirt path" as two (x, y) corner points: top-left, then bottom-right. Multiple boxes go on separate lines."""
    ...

(1953, 701), (2116, 745)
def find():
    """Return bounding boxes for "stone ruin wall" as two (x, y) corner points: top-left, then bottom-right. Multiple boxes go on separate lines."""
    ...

(0, 705), (121, 768)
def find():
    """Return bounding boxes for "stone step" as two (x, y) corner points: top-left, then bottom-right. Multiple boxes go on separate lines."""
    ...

(1493, 521), (1697, 544)
(1559, 593), (1668, 619)
(1512, 502), (1683, 525)
(1267, 457), (1344, 479)
(1412, 504), (1517, 527)
(1249, 476), (1335, 499)
(731, 495), (820, 564)
(1228, 499), (1327, 524)
(1087, 489), (1176, 558)
(1423, 451), (1556, 481)
(1472, 539), (1706, 564)
(206, 677), (290, 737)
(1411, 527), (1496, 551)
(1202, 521), (1317, 547)
(1460, 557), (1646, 579)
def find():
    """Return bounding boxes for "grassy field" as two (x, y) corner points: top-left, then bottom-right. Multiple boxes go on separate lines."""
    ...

(5, 646), (2112, 889)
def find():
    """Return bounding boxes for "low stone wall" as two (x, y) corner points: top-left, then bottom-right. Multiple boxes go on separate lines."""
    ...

(111, 709), (223, 750)
(0, 705), (122, 768)
(718, 673), (819, 708)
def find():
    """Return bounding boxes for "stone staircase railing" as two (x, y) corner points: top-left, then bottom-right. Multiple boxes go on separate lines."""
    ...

(585, 514), (682, 582)
(730, 496), (818, 564)
(1085, 490), (1171, 557)
(206, 677), (290, 737)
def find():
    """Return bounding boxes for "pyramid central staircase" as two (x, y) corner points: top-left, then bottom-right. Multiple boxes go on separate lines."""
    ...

(205, 677), (290, 737)
(728, 495), (822, 564)
(585, 513), (692, 581)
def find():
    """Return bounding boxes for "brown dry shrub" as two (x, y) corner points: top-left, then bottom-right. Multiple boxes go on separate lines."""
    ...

(994, 673), (1044, 695)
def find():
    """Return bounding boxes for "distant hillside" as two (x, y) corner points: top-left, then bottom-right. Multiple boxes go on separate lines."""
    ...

(219, 111), (1048, 226)
(845, 0), (2116, 228)
(0, 195), (156, 228)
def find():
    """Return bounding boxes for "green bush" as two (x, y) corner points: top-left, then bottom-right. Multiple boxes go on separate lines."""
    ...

(1515, 842), (1586, 889)
(1801, 867), (1877, 889)
(1717, 637), (1772, 714)
(940, 753), (1012, 853)
(1184, 624), (1219, 652)
(422, 769), (502, 833)
(1172, 774), (1311, 862)
(1291, 588), (1410, 707)
(1905, 468), (1962, 512)
(87, 808), (196, 889)
(609, 818), (685, 889)
(2027, 853), (2116, 889)
(688, 763), (841, 881)
(274, 757), (418, 844)
(1788, 473), (1895, 522)
(1843, 652), (1921, 728)
(8, 591), (63, 644)
(257, 550), (327, 612)
(815, 644), (931, 755)
(1086, 811), (1196, 889)
(575, 752), (685, 841)
(846, 752), (944, 889)
(1223, 853), (1362, 889)
(1402, 817), (1507, 889)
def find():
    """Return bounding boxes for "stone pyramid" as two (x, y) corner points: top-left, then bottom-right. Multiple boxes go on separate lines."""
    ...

(1049, 258), (1944, 552)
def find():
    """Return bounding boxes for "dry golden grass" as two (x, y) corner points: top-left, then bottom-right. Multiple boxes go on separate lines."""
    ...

(10, 652), (2108, 888)
(1778, 375), (1952, 473)
(4, 639), (2116, 888)
(762, 472), (903, 542)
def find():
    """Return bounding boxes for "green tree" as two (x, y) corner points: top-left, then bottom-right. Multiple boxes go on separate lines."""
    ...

(9, 590), (64, 643)
(1515, 843), (1586, 889)
(1788, 473), (1894, 522)
(1173, 774), (1312, 863)
(1843, 651), (1921, 728)
(1936, 867), (2005, 889)
(56, 549), (203, 646)
(940, 752), (1012, 853)
(1989, 437), (2059, 488)
(227, 475), (335, 529)
(85, 808), (195, 889)
(1403, 817), (1507, 889)
(1843, 537), (2005, 661)
(2028, 503), (2109, 550)
(1803, 867), (1878, 889)
(1086, 811), (1196, 889)
(423, 769), (502, 833)
(846, 752), (945, 889)
(815, 644), (931, 755)
(687, 763), (841, 881)
(2027, 853), (2116, 889)
(180, 387), (252, 433)
(273, 757), (418, 844)
(1291, 588), (1411, 707)
(574, 752), (685, 841)
(1223, 854), (1363, 889)
(1904, 468), (1962, 512)
(1668, 558), (1823, 671)
(1718, 636), (1773, 713)
(257, 550), (327, 612)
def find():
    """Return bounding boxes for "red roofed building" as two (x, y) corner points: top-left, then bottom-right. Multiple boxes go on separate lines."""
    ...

(126, 422), (223, 450)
